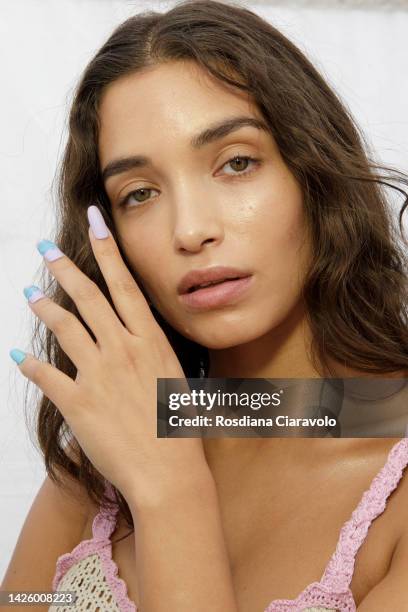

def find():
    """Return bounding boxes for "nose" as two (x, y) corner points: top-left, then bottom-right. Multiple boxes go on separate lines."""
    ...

(173, 193), (224, 253)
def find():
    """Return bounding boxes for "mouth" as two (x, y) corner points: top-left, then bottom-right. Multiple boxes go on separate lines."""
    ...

(186, 276), (244, 293)
(179, 275), (253, 310)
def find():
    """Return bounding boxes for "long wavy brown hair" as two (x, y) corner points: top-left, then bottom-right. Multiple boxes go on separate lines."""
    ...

(23, 0), (408, 537)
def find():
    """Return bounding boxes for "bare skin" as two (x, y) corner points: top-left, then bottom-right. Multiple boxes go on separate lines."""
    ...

(96, 59), (407, 609)
(79, 437), (406, 610)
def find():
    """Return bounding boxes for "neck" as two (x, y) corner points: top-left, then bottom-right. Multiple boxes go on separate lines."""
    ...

(202, 302), (406, 465)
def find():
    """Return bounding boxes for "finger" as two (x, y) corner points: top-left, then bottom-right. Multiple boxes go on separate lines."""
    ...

(36, 237), (126, 352)
(10, 350), (79, 417)
(87, 205), (154, 337)
(23, 285), (100, 374)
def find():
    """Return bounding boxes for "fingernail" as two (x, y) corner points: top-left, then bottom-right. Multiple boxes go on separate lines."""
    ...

(87, 205), (109, 239)
(37, 239), (64, 262)
(23, 285), (46, 304)
(9, 348), (27, 364)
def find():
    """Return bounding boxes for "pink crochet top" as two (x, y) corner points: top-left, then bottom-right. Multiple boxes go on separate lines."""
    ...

(50, 438), (408, 612)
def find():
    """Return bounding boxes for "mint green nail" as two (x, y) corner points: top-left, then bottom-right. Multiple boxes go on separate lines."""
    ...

(10, 348), (26, 364)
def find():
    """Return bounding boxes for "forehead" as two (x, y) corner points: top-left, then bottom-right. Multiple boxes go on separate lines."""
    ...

(97, 60), (261, 165)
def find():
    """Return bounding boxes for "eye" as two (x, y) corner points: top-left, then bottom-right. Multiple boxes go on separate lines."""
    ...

(220, 155), (261, 177)
(116, 155), (262, 210)
(117, 186), (160, 210)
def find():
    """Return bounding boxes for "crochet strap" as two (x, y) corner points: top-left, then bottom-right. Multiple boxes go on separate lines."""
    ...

(91, 479), (119, 541)
(320, 438), (408, 593)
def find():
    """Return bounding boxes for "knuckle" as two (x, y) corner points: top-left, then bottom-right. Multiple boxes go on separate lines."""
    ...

(112, 276), (139, 297)
(119, 345), (138, 369)
(74, 280), (100, 302)
(52, 311), (78, 336)
(103, 335), (137, 367)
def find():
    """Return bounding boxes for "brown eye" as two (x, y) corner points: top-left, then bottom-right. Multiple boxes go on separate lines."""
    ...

(230, 157), (249, 171)
(222, 155), (261, 177)
(117, 187), (159, 209)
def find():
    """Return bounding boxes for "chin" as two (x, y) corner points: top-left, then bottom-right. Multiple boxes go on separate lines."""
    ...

(181, 313), (273, 349)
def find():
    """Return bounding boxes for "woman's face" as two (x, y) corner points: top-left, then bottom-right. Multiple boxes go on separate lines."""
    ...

(98, 60), (311, 349)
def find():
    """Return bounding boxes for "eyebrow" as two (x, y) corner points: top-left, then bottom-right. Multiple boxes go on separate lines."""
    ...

(101, 115), (269, 184)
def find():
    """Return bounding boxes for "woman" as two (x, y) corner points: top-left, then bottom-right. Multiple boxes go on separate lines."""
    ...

(3, 0), (408, 610)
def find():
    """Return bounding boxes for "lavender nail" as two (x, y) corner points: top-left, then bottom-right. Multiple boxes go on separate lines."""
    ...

(87, 205), (109, 239)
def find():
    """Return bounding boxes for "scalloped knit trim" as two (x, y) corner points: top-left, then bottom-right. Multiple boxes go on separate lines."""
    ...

(264, 578), (355, 610)
(52, 480), (137, 611)
(320, 437), (408, 593)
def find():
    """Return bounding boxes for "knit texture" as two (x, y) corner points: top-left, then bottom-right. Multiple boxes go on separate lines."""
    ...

(50, 482), (136, 612)
(51, 438), (408, 611)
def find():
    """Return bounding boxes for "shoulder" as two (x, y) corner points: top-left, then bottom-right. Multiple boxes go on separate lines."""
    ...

(1, 443), (94, 597)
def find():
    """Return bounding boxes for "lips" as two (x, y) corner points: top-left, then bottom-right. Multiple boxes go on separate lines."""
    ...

(177, 266), (252, 295)
(179, 275), (254, 310)
(187, 276), (242, 293)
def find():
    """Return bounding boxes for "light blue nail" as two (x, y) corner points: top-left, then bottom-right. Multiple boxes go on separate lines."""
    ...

(10, 348), (26, 364)
(36, 239), (64, 262)
(23, 285), (44, 302)
(37, 239), (57, 255)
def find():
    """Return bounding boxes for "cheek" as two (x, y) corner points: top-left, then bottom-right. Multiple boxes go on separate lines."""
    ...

(243, 174), (307, 266)
(241, 175), (310, 313)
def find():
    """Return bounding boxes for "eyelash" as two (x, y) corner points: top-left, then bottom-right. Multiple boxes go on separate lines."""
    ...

(116, 155), (262, 210)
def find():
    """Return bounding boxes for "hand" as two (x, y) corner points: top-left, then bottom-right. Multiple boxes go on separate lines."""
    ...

(11, 206), (207, 503)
